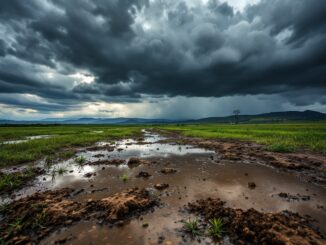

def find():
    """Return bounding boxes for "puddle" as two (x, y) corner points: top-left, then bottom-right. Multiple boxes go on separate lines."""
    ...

(2, 135), (53, 144)
(1, 130), (326, 244)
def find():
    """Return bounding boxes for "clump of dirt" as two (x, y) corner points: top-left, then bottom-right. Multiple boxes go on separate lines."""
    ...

(86, 188), (157, 222)
(87, 159), (125, 166)
(83, 172), (95, 178)
(0, 188), (158, 244)
(248, 182), (257, 189)
(127, 157), (150, 168)
(187, 198), (324, 245)
(93, 153), (105, 158)
(154, 183), (169, 190)
(160, 168), (177, 174)
(136, 171), (152, 178)
(276, 192), (311, 202)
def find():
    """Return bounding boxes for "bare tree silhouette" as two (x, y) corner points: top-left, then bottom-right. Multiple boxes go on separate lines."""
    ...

(233, 109), (240, 124)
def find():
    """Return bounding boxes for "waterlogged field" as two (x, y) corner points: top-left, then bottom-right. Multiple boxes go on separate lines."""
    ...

(0, 123), (326, 244)
(159, 122), (326, 153)
(0, 125), (142, 167)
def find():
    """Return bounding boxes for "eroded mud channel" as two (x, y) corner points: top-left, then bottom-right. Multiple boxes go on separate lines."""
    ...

(1, 130), (325, 244)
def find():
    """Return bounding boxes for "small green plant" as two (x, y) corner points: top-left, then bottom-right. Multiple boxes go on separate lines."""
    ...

(0, 238), (9, 245)
(32, 211), (47, 228)
(75, 155), (86, 165)
(183, 219), (201, 236)
(208, 217), (224, 239)
(56, 166), (68, 175)
(120, 173), (129, 182)
(0, 203), (10, 214)
(44, 156), (54, 169)
(9, 217), (24, 232)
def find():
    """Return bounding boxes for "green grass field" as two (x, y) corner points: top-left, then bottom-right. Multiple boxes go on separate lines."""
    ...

(0, 125), (141, 167)
(158, 122), (326, 153)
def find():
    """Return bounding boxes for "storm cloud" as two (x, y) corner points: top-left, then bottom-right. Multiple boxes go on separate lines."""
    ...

(0, 0), (325, 119)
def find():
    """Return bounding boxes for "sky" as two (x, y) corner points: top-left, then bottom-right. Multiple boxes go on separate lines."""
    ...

(0, 0), (325, 120)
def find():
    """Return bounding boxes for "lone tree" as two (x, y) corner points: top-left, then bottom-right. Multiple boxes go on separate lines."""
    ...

(233, 109), (240, 124)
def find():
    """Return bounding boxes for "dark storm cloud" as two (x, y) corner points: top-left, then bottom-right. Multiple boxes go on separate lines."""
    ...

(0, 0), (325, 114)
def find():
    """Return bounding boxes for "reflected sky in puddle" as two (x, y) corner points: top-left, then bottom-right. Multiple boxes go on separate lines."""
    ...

(0, 130), (214, 202)
(82, 131), (213, 161)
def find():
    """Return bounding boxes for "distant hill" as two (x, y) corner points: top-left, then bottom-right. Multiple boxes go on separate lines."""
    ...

(187, 110), (326, 123)
(0, 110), (325, 125)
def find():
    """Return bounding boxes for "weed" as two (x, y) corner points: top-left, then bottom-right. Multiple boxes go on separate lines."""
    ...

(32, 211), (47, 228)
(75, 155), (86, 166)
(44, 156), (54, 169)
(57, 166), (68, 175)
(0, 203), (10, 214)
(183, 219), (201, 237)
(208, 217), (224, 239)
(0, 238), (8, 245)
(9, 217), (24, 232)
(120, 173), (129, 182)
(0, 168), (37, 193)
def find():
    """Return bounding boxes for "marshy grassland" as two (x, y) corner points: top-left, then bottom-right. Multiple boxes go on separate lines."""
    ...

(158, 122), (326, 153)
(0, 122), (325, 168)
(0, 125), (142, 167)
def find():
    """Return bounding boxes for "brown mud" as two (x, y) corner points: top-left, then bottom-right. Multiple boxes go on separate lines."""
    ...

(187, 198), (324, 244)
(0, 129), (325, 244)
(0, 188), (157, 244)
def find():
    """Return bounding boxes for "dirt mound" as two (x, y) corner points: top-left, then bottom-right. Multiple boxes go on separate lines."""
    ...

(160, 168), (177, 174)
(0, 188), (157, 244)
(87, 159), (125, 166)
(127, 157), (150, 167)
(187, 198), (324, 245)
(86, 188), (157, 222)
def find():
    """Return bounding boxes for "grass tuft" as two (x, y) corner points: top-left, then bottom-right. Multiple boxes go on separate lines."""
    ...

(120, 173), (129, 182)
(183, 219), (201, 237)
(75, 155), (86, 166)
(208, 217), (224, 239)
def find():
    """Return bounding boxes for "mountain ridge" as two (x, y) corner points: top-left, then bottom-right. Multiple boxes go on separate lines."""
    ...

(0, 110), (325, 125)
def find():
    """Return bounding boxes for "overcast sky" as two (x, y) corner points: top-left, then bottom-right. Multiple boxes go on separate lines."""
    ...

(0, 0), (325, 120)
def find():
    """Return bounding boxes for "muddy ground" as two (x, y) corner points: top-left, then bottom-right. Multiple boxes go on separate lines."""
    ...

(0, 130), (325, 244)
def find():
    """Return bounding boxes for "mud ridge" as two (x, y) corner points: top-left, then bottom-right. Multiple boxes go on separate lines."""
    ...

(0, 188), (158, 244)
(187, 197), (325, 244)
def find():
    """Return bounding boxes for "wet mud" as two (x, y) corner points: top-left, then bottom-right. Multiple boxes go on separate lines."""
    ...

(0, 188), (157, 244)
(155, 129), (326, 188)
(0, 130), (325, 244)
(187, 198), (324, 244)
